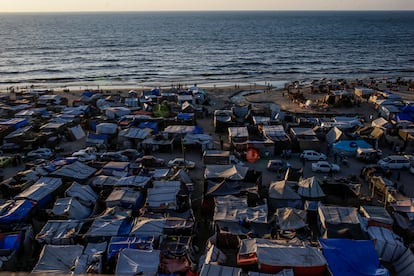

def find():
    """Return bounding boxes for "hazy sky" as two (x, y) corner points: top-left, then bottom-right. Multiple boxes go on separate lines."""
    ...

(1, 0), (413, 12)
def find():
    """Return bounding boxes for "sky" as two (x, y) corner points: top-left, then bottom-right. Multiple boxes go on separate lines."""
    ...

(1, 0), (413, 12)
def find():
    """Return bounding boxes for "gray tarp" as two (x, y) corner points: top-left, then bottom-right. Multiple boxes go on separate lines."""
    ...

(200, 264), (241, 276)
(367, 226), (406, 263)
(115, 248), (160, 276)
(214, 195), (268, 224)
(32, 244), (84, 274)
(16, 177), (62, 203)
(68, 125), (86, 140)
(326, 127), (343, 145)
(65, 182), (98, 207)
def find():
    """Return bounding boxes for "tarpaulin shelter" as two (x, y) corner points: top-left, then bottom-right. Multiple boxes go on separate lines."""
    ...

(268, 181), (303, 210)
(115, 248), (160, 276)
(32, 244), (84, 274)
(0, 199), (34, 224)
(319, 239), (389, 276)
(36, 220), (84, 245)
(275, 207), (307, 230)
(15, 177), (63, 209)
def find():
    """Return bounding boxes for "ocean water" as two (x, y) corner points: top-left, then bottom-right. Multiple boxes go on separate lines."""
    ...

(0, 11), (413, 89)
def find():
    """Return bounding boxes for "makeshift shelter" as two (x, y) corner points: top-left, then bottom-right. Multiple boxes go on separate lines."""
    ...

(52, 161), (97, 182)
(297, 177), (325, 199)
(214, 195), (268, 224)
(332, 139), (372, 156)
(200, 264), (242, 276)
(325, 127), (342, 145)
(359, 205), (393, 230)
(275, 207), (307, 231)
(367, 226), (406, 263)
(15, 177), (63, 209)
(268, 181), (303, 210)
(393, 248), (414, 276)
(112, 175), (151, 188)
(0, 199), (34, 224)
(32, 245), (84, 274)
(68, 125), (86, 140)
(105, 188), (144, 210)
(238, 238), (327, 275)
(73, 242), (107, 275)
(65, 182), (98, 207)
(289, 127), (320, 151)
(319, 239), (388, 276)
(115, 248), (160, 276)
(107, 236), (154, 261)
(228, 126), (249, 144)
(204, 165), (249, 181)
(36, 220), (84, 245)
(85, 218), (133, 240)
(147, 181), (182, 211)
(318, 204), (366, 239)
(51, 197), (92, 219)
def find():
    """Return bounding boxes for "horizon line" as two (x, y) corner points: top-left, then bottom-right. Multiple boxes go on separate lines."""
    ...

(1, 9), (413, 14)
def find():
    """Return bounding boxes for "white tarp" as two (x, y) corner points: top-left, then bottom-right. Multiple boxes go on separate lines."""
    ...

(115, 249), (160, 276)
(114, 175), (151, 188)
(32, 245), (84, 274)
(130, 218), (165, 239)
(118, 127), (152, 139)
(325, 127), (343, 145)
(204, 165), (249, 180)
(393, 248), (414, 276)
(200, 264), (241, 276)
(147, 181), (181, 210)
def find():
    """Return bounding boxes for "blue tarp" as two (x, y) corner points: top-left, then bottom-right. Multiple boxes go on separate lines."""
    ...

(332, 140), (372, 155)
(107, 236), (154, 260)
(82, 91), (94, 97)
(138, 122), (158, 133)
(0, 200), (34, 223)
(0, 118), (28, 130)
(86, 133), (108, 145)
(193, 126), (203, 134)
(0, 232), (22, 251)
(177, 113), (194, 121)
(320, 239), (389, 276)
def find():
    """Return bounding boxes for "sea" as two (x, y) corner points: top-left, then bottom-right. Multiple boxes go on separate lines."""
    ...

(0, 11), (413, 90)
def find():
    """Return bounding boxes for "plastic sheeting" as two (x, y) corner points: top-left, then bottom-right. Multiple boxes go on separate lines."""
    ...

(32, 244), (84, 274)
(51, 197), (92, 220)
(115, 248), (160, 276)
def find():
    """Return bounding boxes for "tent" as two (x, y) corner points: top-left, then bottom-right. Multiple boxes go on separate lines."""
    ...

(107, 236), (154, 261)
(325, 127), (342, 145)
(68, 125), (86, 140)
(32, 245), (84, 274)
(52, 161), (97, 182)
(238, 238), (327, 275)
(318, 204), (366, 239)
(319, 239), (389, 276)
(51, 197), (92, 219)
(115, 248), (160, 276)
(73, 242), (107, 275)
(85, 218), (133, 239)
(268, 181), (303, 210)
(105, 188), (144, 210)
(214, 195), (268, 224)
(36, 220), (84, 245)
(15, 177), (63, 209)
(204, 165), (249, 181)
(0, 199), (34, 224)
(65, 182), (98, 207)
(200, 264), (242, 276)
(275, 207), (307, 230)
(367, 226), (406, 263)
(297, 177), (325, 199)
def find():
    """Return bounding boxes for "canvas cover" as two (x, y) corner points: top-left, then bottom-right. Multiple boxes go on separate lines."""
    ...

(130, 218), (165, 239)
(115, 248), (160, 276)
(204, 165), (249, 180)
(32, 244), (84, 274)
(319, 239), (389, 276)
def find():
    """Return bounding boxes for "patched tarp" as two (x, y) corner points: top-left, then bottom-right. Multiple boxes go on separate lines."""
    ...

(214, 195), (268, 224)
(15, 177), (63, 208)
(0, 199), (34, 223)
(65, 182), (98, 207)
(204, 165), (249, 180)
(32, 245), (84, 274)
(320, 239), (388, 276)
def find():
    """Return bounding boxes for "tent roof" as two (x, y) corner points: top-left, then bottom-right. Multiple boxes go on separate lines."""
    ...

(268, 181), (301, 200)
(204, 165), (249, 180)
(298, 176), (325, 198)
